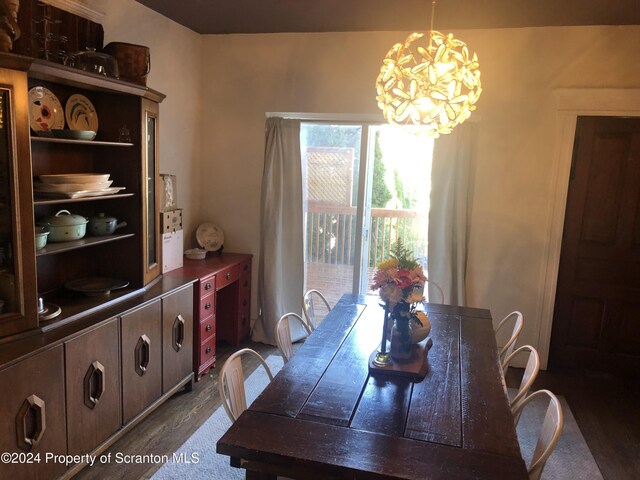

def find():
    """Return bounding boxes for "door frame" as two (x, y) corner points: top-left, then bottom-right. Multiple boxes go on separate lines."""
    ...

(538, 89), (640, 369)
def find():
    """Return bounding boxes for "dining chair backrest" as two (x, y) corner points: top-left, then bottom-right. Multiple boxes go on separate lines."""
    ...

(275, 312), (312, 363)
(426, 278), (445, 304)
(495, 310), (524, 371)
(512, 389), (564, 480)
(302, 289), (332, 331)
(218, 348), (274, 422)
(503, 345), (540, 413)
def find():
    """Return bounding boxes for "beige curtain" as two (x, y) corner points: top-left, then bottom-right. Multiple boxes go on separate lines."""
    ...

(253, 117), (307, 344)
(427, 123), (477, 306)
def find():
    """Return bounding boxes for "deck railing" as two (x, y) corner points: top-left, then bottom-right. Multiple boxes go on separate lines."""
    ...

(305, 203), (428, 267)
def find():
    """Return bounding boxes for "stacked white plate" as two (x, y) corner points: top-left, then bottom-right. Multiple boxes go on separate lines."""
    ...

(35, 174), (125, 198)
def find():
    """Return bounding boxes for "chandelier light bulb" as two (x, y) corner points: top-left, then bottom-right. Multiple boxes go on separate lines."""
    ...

(375, 30), (482, 137)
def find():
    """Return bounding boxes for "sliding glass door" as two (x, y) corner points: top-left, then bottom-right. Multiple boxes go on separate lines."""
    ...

(301, 121), (433, 313)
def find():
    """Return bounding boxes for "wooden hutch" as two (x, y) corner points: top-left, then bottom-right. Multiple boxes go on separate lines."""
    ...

(0, 53), (196, 479)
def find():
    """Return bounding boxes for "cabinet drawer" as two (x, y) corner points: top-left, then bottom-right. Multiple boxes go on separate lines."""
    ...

(199, 336), (216, 364)
(199, 293), (215, 319)
(199, 275), (215, 297)
(200, 316), (216, 341)
(216, 265), (239, 290)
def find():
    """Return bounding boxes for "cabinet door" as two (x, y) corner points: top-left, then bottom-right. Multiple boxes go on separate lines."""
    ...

(121, 300), (162, 423)
(0, 345), (66, 480)
(141, 98), (161, 285)
(65, 318), (121, 456)
(0, 67), (38, 338)
(162, 285), (193, 392)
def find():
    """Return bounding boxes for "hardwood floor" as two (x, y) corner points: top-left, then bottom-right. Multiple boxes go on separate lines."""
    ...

(506, 367), (640, 480)
(74, 340), (639, 480)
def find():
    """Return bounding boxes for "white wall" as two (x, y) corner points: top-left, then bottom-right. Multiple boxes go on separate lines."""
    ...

(85, 0), (202, 240)
(198, 26), (640, 360)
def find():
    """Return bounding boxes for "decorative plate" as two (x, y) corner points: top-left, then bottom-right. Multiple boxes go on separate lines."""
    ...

(28, 87), (65, 134)
(34, 187), (126, 199)
(65, 94), (99, 132)
(65, 277), (129, 296)
(196, 223), (225, 252)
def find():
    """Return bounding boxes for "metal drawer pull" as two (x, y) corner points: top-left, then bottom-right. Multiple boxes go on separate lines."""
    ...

(205, 324), (212, 332)
(135, 334), (151, 376)
(204, 282), (212, 290)
(173, 315), (185, 352)
(16, 394), (46, 452)
(226, 272), (231, 280)
(205, 302), (211, 310)
(205, 346), (212, 355)
(84, 361), (106, 409)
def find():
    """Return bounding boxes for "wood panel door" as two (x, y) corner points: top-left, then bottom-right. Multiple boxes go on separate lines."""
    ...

(65, 318), (121, 456)
(162, 285), (193, 393)
(121, 300), (162, 423)
(0, 345), (66, 480)
(550, 116), (640, 377)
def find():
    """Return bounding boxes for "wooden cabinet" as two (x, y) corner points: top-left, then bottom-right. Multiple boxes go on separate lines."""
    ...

(0, 345), (67, 480)
(65, 318), (120, 456)
(121, 300), (162, 424)
(0, 54), (195, 480)
(162, 285), (193, 393)
(167, 253), (252, 380)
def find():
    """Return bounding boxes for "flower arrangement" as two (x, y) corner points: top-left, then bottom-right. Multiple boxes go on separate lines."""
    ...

(371, 239), (426, 326)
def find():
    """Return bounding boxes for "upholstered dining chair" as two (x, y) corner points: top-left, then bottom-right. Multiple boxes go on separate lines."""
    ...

(275, 312), (312, 363)
(494, 311), (524, 373)
(502, 345), (540, 414)
(302, 289), (332, 331)
(512, 389), (564, 480)
(218, 348), (274, 422)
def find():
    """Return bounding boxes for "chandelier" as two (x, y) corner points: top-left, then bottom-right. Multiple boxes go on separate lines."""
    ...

(375, 1), (482, 137)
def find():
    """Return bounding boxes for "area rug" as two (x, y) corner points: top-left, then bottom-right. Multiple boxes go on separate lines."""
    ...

(512, 388), (604, 479)
(151, 355), (284, 480)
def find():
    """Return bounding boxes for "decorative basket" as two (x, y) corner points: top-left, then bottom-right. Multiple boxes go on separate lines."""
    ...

(103, 42), (150, 85)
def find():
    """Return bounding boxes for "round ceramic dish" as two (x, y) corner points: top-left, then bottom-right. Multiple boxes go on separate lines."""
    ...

(37, 209), (88, 242)
(195, 223), (224, 252)
(184, 248), (207, 260)
(65, 94), (99, 132)
(28, 86), (65, 134)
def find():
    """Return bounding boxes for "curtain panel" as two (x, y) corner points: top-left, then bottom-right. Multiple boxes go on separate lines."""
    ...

(428, 123), (477, 306)
(253, 117), (307, 344)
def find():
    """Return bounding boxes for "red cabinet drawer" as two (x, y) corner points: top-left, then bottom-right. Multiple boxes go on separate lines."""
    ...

(200, 317), (215, 342)
(216, 265), (239, 290)
(199, 274), (215, 297)
(199, 336), (216, 364)
(199, 293), (215, 319)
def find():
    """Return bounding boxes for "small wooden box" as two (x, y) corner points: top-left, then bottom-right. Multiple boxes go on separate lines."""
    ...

(161, 209), (183, 233)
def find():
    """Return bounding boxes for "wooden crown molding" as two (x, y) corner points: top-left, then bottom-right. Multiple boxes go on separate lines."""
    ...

(40, 0), (104, 23)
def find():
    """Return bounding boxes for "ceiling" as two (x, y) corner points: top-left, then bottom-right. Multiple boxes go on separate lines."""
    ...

(134, 0), (640, 35)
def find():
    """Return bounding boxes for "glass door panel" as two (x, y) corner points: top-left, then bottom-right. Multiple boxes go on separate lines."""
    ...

(0, 89), (16, 315)
(301, 123), (362, 312)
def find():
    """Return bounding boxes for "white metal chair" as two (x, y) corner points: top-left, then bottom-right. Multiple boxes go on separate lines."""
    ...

(425, 278), (445, 303)
(503, 345), (540, 413)
(218, 348), (273, 422)
(302, 289), (332, 331)
(512, 389), (564, 480)
(275, 312), (312, 363)
(495, 311), (524, 372)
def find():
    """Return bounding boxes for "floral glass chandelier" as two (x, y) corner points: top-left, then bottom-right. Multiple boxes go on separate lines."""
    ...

(375, 1), (482, 137)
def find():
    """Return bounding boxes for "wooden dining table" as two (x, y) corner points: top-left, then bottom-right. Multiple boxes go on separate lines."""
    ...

(217, 294), (528, 479)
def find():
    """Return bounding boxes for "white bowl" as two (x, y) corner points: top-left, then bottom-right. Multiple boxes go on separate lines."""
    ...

(184, 248), (206, 260)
